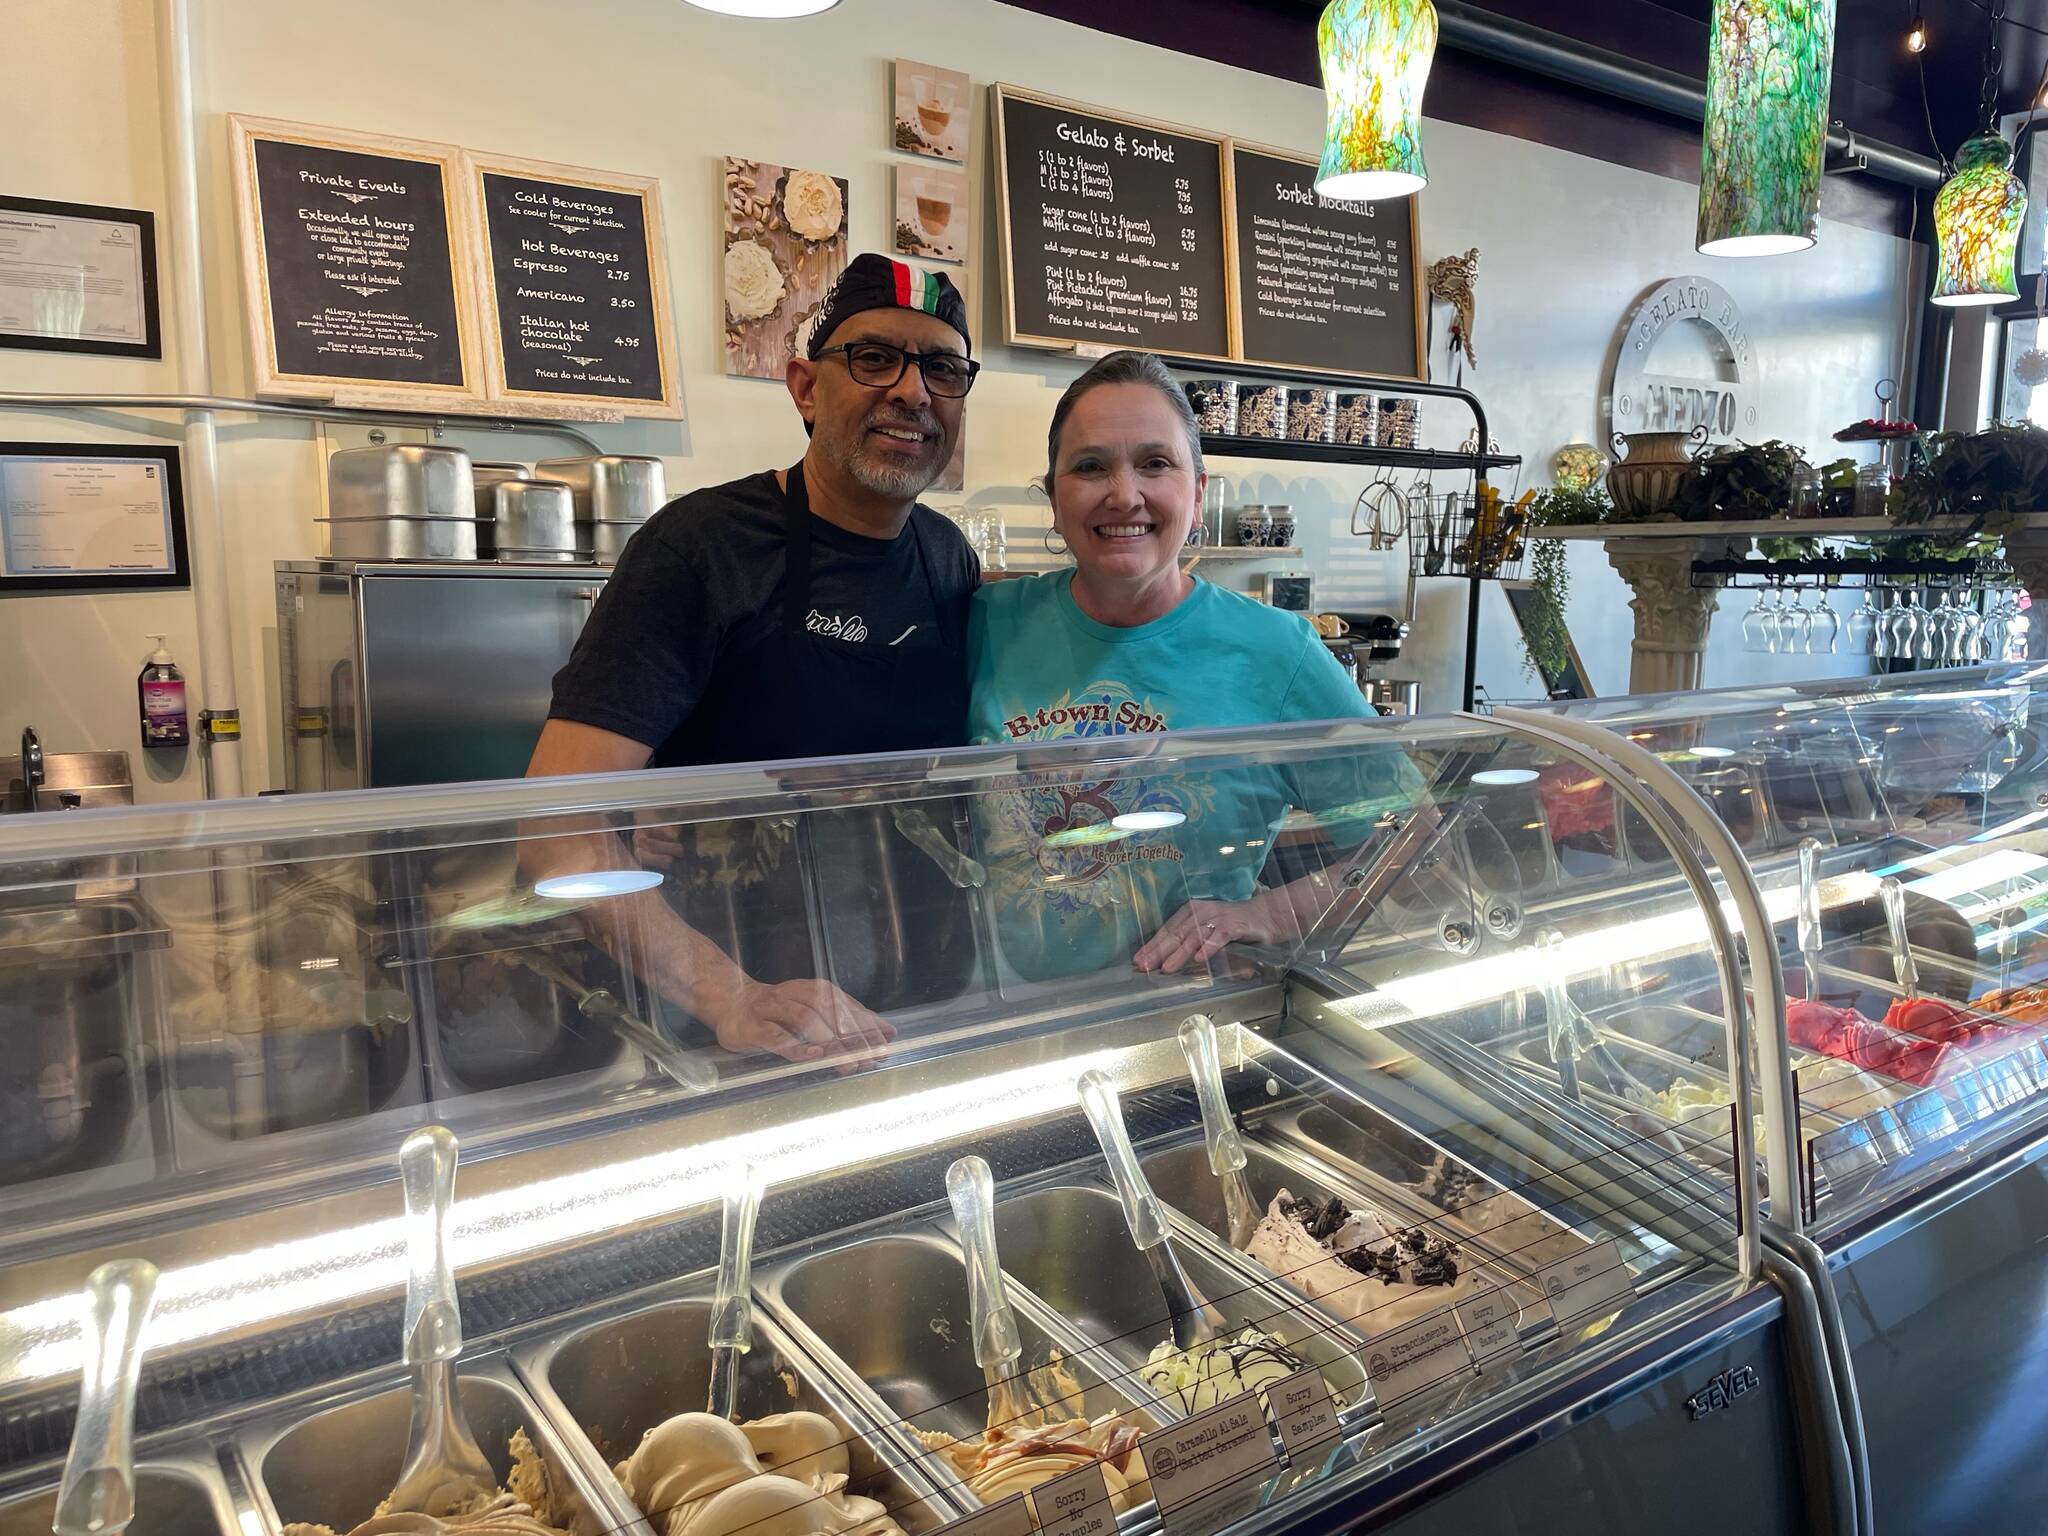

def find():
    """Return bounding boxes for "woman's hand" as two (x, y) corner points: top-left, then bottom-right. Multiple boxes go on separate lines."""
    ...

(694, 975), (897, 1074)
(1134, 891), (1297, 975)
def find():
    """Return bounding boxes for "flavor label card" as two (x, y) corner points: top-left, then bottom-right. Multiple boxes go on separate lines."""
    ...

(1536, 1239), (1637, 1328)
(1140, 1391), (1279, 1516)
(1268, 1366), (1341, 1459)
(931, 1496), (1034, 1536)
(1455, 1288), (1525, 1374)
(1362, 1305), (1471, 1406)
(1031, 1461), (1115, 1536)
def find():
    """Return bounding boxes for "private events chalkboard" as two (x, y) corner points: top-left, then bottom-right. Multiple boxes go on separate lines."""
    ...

(994, 85), (1232, 361)
(231, 116), (480, 402)
(468, 153), (681, 418)
(1229, 145), (1423, 380)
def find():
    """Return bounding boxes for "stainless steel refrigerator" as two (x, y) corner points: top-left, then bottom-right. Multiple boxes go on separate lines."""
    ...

(275, 560), (606, 791)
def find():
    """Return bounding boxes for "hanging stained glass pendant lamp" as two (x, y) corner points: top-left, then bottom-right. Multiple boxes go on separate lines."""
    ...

(1932, 5), (2028, 307)
(1697, 0), (1838, 256)
(1315, 0), (1439, 202)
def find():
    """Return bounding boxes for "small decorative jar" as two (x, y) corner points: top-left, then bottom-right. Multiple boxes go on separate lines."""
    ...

(1286, 387), (1337, 443)
(1234, 505), (1272, 547)
(1334, 392), (1377, 447)
(1238, 384), (1288, 440)
(1184, 379), (1238, 435)
(1378, 397), (1419, 449)
(1266, 505), (1298, 547)
(1854, 462), (1891, 520)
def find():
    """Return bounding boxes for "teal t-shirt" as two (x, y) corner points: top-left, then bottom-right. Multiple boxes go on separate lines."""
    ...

(966, 572), (1416, 980)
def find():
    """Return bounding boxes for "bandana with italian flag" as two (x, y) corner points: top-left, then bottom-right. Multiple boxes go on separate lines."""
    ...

(807, 251), (972, 357)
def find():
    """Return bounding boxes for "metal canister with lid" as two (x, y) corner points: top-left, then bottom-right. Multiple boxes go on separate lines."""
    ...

(491, 479), (579, 563)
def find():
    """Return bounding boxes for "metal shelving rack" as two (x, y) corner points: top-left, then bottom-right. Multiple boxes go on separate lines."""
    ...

(1168, 359), (1517, 709)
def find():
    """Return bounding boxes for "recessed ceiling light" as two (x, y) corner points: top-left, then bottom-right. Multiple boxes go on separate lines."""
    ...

(1112, 810), (1188, 832)
(534, 869), (666, 900)
(1470, 768), (1540, 787)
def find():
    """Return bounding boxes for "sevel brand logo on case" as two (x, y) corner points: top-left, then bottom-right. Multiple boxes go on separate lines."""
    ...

(1684, 1363), (1760, 1422)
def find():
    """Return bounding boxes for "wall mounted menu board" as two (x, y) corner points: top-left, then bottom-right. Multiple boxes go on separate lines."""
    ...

(230, 115), (481, 403)
(466, 152), (681, 418)
(993, 85), (1232, 361)
(1229, 145), (1423, 380)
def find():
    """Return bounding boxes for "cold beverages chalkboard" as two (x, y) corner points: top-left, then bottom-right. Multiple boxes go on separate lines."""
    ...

(1230, 146), (1423, 380)
(470, 155), (680, 417)
(231, 117), (477, 400)
(995, 85), (1231, 361)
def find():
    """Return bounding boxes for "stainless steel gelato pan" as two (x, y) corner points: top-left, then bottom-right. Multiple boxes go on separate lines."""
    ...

(239, 1360), (628, 1536)
(0, 1455), (239, 1536)
(517, 1293), (958, 1534)
(327, 444), (475, 521)
(982, 1181), (1367, 1413)
(536, 455), (667, 523)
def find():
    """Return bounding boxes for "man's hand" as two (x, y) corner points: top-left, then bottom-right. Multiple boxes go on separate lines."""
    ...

(695, 975), (897, 1074)
(1133, 891), (1297, 975)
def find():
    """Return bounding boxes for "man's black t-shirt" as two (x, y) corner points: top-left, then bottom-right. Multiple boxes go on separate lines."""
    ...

(547, 470), (980, 766)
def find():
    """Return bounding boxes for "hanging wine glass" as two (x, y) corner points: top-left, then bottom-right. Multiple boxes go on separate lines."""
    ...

(1983, 587), (2011, 663)
(1847, 587), (1881, 656)
(1742, 587), (1777, 653)
(1930, 590), (1961, 667)
(1806, 584), (1841, 656)
(1784, 583), (1817, 655)
(1883, 587), (1918, 661)
(1909, 590), (1938, 662)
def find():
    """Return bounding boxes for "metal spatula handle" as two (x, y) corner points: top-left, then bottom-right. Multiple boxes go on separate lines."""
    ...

(1177, 1016), (1247, 1178)
(400, 1126), (462, 1365)
(946, 1157), (1021, 1372)
(1077, 1070), (1169, 1249)
(54, 1259), (158, 1536)
(1798, 838), (1825, 1004)
(1880, 876), (1919, 1000)
(707, 1162), (767, 1419)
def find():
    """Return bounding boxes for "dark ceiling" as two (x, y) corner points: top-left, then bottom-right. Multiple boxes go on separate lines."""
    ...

(1001, 0), (2048, 234)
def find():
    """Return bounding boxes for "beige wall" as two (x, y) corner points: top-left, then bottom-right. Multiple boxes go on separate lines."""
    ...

(0, 0), (1914, 800)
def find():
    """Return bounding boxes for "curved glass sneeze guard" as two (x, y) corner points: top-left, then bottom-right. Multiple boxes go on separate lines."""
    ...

(1539, 665), (2048, 1230)
(0, 714), (1747, 1536)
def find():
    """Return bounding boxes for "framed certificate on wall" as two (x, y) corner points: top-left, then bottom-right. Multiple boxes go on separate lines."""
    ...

(0, 196), (162, 358)
(0, 443), (189, 594)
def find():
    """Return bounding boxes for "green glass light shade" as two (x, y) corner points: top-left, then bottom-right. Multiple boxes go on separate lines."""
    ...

(1932, 133), (2028, 307)
(1315, 0), (1438, 203)
(1697, 0), (1837, 257)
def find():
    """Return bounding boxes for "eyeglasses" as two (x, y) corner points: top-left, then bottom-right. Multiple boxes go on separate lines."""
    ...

(816, 341), (980, 398)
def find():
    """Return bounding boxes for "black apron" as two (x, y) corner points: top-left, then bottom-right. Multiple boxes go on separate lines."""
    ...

(663, 463), (979, 1014)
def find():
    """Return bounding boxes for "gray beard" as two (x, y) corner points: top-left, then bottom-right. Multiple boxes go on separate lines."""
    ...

(820, 418), (947, 501)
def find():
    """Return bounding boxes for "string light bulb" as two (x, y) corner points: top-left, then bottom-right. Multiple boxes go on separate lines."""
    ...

(1906, 5), (1928, 54)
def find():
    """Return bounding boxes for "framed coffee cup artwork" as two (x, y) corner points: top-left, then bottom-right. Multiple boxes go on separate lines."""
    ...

(893, 59), (968, 162)
(893, 166), (967, 266)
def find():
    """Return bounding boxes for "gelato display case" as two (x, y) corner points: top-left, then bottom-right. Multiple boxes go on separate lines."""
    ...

(0, 705), (1948, 1536)
(1527, 664), (2048, 1536)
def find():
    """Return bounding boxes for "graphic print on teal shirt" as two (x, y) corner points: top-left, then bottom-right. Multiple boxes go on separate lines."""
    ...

(966, 572), (1414, 981)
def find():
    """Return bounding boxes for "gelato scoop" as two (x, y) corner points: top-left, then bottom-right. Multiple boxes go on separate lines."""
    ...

(1141, 1327), (1318, 1417)
(1244, 1190), (1490, 1334)
(612, 1411), (901, 1536)
(282, 1431), (570, 1536)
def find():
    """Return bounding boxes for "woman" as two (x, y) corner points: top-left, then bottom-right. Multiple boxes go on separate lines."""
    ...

(967, 351), (1415, 981)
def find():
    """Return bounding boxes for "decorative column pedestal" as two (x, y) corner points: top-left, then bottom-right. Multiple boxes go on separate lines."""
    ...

(2002, 525), (2048, 660)
(1604, 535), (1747, 695)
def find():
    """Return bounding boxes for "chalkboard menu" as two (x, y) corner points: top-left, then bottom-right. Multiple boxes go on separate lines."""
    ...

(231, 116), (478, 400)
(994, 85), (1231, 361)
(469, 154), (681, 417)
(1230, 145), (1422, 380)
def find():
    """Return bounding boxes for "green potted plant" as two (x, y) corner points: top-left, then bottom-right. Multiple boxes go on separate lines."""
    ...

(1520, 486), (1608, 684)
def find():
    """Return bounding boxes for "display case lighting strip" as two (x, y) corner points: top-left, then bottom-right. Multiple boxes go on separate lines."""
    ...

(0, 1043), (1168, 1387)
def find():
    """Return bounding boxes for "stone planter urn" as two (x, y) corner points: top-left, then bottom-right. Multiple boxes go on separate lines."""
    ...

(1608, 426), (1709, 521)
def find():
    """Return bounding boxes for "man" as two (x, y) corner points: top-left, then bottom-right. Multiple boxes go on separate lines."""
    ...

(524, 255), (981, 1073)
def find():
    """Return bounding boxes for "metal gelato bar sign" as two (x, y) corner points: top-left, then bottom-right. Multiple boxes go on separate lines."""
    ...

(1607, 275), (1757, 444)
